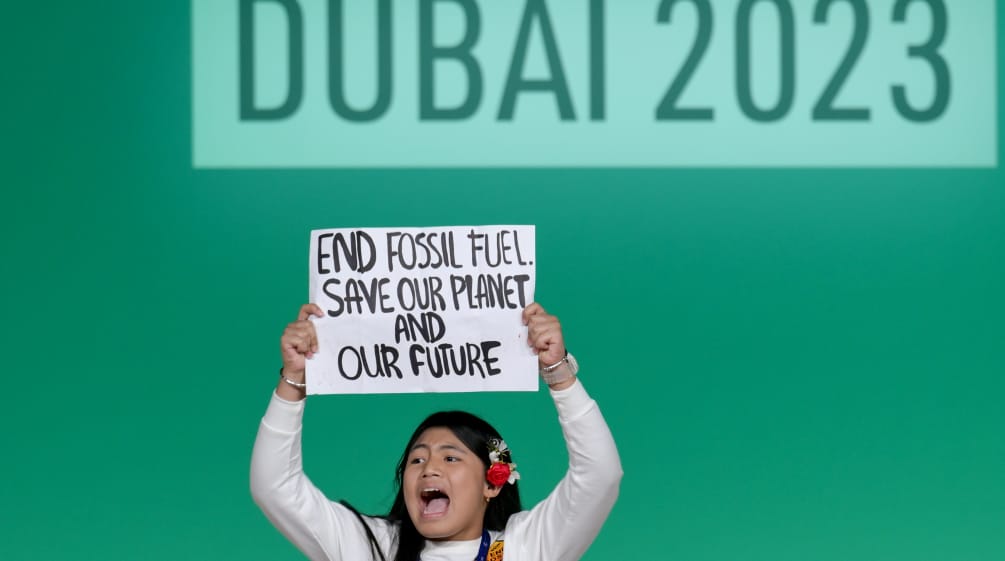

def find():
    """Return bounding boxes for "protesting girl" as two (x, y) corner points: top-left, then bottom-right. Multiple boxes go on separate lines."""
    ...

(251, 302), (622, 561)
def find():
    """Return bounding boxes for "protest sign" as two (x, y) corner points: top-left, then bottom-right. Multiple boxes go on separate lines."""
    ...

(305, 225), (537, 394)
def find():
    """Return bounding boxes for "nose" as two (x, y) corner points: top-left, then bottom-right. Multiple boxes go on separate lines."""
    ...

(421, 458), (442, 478)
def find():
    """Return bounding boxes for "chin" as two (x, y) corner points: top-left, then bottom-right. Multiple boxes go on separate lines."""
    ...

(413, 519), (455, 540)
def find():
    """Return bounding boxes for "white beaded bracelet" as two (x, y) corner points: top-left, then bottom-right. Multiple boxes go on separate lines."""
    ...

(539, 352), (578, 386)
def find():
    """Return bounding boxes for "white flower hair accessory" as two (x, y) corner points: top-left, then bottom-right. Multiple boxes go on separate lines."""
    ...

(486, 438), (520, 486)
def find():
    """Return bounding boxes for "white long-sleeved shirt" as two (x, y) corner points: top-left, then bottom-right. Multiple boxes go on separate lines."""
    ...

(250, 380), (622, 561)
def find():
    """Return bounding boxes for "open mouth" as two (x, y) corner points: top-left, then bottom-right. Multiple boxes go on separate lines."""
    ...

(420, 488), (450, 518)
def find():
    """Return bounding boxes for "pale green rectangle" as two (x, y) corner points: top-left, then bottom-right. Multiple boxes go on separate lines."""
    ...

(193, 0), (996, 167)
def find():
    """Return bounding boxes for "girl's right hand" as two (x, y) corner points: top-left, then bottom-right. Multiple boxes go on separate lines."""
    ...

(280, 303), (324, 382)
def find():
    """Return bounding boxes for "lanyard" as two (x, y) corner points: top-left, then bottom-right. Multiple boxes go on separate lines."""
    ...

(474, 530), (491, 561)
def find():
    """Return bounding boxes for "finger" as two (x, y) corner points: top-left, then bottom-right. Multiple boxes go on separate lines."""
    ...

(535, 335), (565, 364)
(280, 343), (306, 368)
(280, 341), (301, 361)
(527, 315), (559, 340)
(282, 333), (310, 354)
(527, 316), (564, 359)
(522, 302), (544, 324)
(525, 310), (553, 329)
(283, 324), (318, 351)
(283, 322), (313, 339)
(528, 322), (561, 350)
(298, 303), (324, 321)
(293, 320), (319, 346)
(533, 329), (561, 351)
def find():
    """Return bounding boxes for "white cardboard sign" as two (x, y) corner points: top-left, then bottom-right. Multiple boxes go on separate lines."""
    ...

(306, 225), (537, 394)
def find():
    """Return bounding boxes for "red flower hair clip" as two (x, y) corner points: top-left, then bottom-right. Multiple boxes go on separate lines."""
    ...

(486, 438), (520, 487)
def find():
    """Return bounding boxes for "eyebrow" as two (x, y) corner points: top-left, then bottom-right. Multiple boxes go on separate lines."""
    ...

(409, 443), (470, 454)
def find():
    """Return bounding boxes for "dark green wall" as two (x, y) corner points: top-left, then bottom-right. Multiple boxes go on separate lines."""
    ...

(2, 2), (1003, 560)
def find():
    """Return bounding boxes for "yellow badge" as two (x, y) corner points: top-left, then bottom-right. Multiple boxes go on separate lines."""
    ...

(487, 540), (504, 561)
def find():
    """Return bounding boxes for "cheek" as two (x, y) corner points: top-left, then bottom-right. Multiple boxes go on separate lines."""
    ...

(458, 465), (489, 496)
(402, 469), (419, 498)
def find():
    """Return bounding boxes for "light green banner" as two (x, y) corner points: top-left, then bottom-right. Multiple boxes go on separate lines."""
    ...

(192, 0), (996, 167)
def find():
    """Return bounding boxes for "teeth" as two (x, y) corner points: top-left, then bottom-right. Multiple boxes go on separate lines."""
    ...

(422, 488), (440, 493)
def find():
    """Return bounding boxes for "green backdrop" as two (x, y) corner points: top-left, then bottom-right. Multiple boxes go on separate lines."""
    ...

(2, 2), (1002, 560)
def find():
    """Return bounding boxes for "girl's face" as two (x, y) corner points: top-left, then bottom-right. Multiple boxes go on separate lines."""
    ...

(403, 427), (502, 541)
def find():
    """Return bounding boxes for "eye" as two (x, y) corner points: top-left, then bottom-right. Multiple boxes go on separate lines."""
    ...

(445, 456), (459, 462)
(408, 456), (426, 465)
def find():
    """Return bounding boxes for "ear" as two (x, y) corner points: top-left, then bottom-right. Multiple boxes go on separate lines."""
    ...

(483, 482), (503, 500)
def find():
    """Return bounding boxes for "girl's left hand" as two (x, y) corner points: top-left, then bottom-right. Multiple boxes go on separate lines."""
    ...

(522, 303), (566, 368)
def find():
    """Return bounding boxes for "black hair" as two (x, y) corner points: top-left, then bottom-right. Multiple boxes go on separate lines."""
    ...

(342, 411), (522, 561)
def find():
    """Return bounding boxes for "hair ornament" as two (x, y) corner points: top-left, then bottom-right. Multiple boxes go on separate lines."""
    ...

(486, 438), (520, 487)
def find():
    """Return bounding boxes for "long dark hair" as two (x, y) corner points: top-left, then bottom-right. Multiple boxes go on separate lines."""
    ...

(342, 411), (522, 561)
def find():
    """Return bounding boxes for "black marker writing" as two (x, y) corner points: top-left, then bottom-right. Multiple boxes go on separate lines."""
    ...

(396, 276), (447, 312)
(467, 229), (530, 267)
(336, 344), (402, 380)
(316, 231), (377, 274)
(393, 312), (446, 343)
(386, 231), (462, 272)
(408, 341), (502, 378)
(450, 273), (531, 310)
(323, 277), (395, 317)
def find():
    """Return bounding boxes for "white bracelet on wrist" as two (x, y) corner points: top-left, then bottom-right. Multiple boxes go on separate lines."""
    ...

(540, 352), (578, 385)
(279, 368), (307, 389)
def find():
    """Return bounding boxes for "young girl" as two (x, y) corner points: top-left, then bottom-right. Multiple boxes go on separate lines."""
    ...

(251, 303), (622, 561)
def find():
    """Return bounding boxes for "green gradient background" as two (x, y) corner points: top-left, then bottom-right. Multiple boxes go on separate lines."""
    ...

(2, 2), (1003, 560)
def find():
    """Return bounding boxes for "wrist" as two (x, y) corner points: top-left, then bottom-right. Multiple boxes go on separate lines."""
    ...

(279, 367), (306, 385)
(540, 351), (578, 388)
(277, 367), (307, 400)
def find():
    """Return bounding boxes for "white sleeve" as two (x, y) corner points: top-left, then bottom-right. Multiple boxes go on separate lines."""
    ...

(504, 379), (623, 561)
(249, 392), (396, 561)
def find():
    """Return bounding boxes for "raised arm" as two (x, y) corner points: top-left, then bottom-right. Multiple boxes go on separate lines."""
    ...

(507, 304), (623, 561)
(250, 304), (393, 561)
